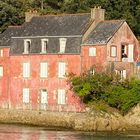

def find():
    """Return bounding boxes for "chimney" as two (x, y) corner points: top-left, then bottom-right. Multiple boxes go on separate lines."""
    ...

(25, 10), (40, 22)
(82, 7), (105, 42)
(91, 6), (105, 23)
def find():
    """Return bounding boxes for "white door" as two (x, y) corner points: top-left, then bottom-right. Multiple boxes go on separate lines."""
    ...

(41, 90), (48, 104)
(128, 44), (134, 62)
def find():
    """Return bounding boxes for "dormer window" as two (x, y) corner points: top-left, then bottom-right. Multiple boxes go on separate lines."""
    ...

(24, 39), (31, 54)
(59, 38), (67, 53)
(41, 39), (48, 53)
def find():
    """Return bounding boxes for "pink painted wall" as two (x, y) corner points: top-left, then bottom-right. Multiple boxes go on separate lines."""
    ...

(9, 54), (84, 112)
(81, 45), (107, 72)
(0, 48), (10, 108)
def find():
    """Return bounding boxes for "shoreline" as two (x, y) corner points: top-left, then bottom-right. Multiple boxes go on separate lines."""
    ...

(0, 108), (139, 132)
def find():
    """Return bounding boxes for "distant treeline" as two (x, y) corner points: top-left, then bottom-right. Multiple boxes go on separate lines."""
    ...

(0, 0), (140, 38)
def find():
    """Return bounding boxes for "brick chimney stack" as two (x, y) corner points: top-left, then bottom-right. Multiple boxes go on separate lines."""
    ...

(91, 6), (105, 22)
(82, 7), (105, 41)
(25, 10), (40, 22)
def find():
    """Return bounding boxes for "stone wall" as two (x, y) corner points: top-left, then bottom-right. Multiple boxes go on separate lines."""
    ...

(0, 109), (132, 131)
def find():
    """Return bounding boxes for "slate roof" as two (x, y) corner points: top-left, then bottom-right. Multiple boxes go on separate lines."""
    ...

(0, 26), (21, 47)
(19, 14), (91, 36)
(0, 13), (125, 54)
(83, 20), (125, 45)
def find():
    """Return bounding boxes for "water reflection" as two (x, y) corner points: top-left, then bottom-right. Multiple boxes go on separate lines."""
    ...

(0, 124), (139, 140)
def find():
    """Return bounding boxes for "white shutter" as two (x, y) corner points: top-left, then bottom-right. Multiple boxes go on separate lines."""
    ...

(0, 49), (3, 57)
(58, 62), (66, 78)
(40, 62), (48, 78)
(111, 46), (116, 57)
(0, 66), (3, 77)
(128, 44), (134, 62)
(41, 89), (48, 104)
(122, 70), (126, 79)
(23, 88), (30, 103)
(23, 62), (30, 78)
(89, 48), (96, 56)
(59, 38), (67, 53)
(58, 89), (65, 104)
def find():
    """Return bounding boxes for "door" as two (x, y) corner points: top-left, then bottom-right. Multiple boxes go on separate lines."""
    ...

(40, 89), (48, 110)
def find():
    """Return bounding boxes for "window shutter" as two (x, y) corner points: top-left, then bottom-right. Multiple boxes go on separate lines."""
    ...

(0, 49), (3, 57)
(58, 62), (66, 78)
(0, 66), (3, 77)
(89, 48), (96, 56)
(40, 62), (48, 78)
(23, 88), (30, 103)
(59, 38), (67, 53)
(122, 70), (126, 79)
(23, 62), (30, 78)
(58, 89), (65, 104)
(128, 44), (134, 62)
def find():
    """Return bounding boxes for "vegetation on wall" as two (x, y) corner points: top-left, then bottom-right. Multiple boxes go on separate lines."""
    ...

(68, 72), (140, 114)
(0, 0), (140, 37)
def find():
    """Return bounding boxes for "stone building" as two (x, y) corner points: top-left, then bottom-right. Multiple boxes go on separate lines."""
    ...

(0, 7), (139, 111)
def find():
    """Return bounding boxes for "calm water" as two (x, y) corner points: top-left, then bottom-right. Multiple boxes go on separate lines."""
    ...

(0, 124), (139, 140)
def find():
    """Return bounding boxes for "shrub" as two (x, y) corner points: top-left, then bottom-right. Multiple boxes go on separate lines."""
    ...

(69, 72), (140, 114)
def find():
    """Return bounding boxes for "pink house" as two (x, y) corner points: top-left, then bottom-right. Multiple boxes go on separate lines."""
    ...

(0, 7), (139, 112)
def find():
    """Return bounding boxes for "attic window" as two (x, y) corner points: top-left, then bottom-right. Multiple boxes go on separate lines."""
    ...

(24, 39), (31, 54)
(41, 39), (48, 53)
(59, 38), (67, 53)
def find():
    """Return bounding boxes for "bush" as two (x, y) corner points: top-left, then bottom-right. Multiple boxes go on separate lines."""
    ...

(69, 72), (140, 114)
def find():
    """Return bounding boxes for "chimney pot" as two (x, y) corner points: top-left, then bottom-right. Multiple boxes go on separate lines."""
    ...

(25, 11), (40, 22)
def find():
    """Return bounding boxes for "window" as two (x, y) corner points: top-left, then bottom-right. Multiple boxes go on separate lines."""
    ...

(0, 66), (3, 77)
(121, 45), (127, 58)
(40, 89), (48, 104)
(0, 49), (3, 57)
(59, 38), (67, 53)
(23, 62), (30, 78)
(111, 46), (117, 57)
(58, 89), (66, 105)
(23, 88), (30, 103)
(40, 62), (48, 78)
(24, 39), (31, 54)
(89, 47), (96, 56)
(58, 62), (66, 78)
(41, 39), (48, 53)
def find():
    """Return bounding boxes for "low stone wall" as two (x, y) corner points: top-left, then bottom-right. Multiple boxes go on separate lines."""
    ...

(0, 109), (131, 131)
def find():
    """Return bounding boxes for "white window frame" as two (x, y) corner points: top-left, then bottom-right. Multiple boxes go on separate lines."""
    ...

(24, 39), (31, 54)
(57, 89), (66, 105)
(40, 62), (48, 78)
(23, 62), (30, 78)
(59, 38), (67, 53)
(115, 70), (126, 80)
(40, 89), (48, 104)
(58, 62), (66, 78)
(0, 49), (3, 57)
(111, 46), (117, 57)
(89, 47), (96, 56)
(23, 88), (30, 103)
(41, 39), (48, 53)
(0, 66), (3, 77)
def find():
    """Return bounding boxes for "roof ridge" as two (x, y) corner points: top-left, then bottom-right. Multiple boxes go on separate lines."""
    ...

(102, 19), (125, 23)
(8, 25), (22, 28)
(37, 13), (90, 17)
